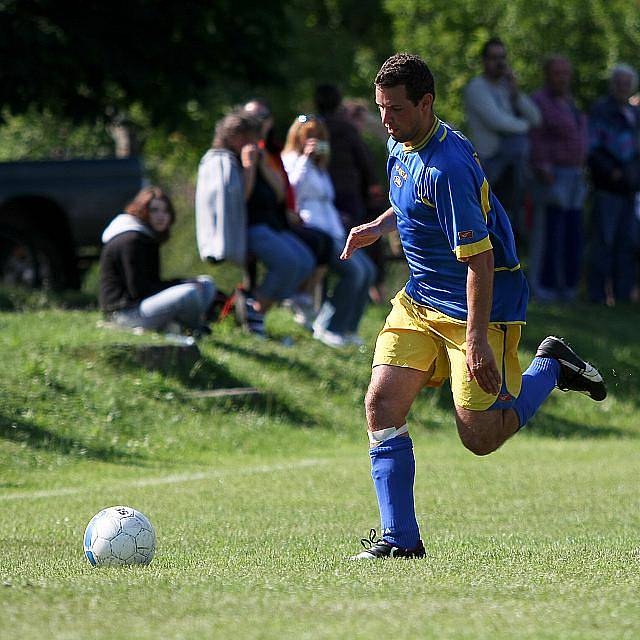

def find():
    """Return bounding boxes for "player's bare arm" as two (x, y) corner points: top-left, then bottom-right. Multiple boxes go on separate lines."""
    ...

(464, 249), (501, 396)
(340, 207), (396, 260)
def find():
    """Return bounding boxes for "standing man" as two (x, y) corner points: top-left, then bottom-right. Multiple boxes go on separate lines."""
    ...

(529, 56), (588, 302)
(341, 54), (606, 560)
(587, 65), (640, 306)
(464, 38), (541, 242)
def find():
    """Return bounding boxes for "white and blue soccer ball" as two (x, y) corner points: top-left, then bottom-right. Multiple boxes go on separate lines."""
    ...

(83, 506), (156, 567)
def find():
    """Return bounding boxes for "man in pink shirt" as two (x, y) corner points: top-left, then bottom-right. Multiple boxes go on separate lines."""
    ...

(529, 56), (588, 302)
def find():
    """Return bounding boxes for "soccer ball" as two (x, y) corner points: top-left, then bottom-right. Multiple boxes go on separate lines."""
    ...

(83, 505), (156, 566)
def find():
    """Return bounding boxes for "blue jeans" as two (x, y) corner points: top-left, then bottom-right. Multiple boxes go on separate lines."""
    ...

(530, 167), (587, 301)
(588, 190), (637, 303)
(247, 225), (315, 301)
(114, 276), (216, 330)
(482, 134), (530, 239)
(314, 244), (377, 334)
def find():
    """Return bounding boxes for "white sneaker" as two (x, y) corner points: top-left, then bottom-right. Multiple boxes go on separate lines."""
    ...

(313, 327), (348, 348)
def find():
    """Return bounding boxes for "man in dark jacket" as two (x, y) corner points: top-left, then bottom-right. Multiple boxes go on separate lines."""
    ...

(587, 64), (640, 305)
(314, 84), (379, 230)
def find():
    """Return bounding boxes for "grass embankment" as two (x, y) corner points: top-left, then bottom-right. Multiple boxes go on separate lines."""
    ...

(0, 292), (638, 639)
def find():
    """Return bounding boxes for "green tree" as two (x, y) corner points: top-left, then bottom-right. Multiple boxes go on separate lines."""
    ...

(0, 0), (288, 128)
(386, 0), (640, 126)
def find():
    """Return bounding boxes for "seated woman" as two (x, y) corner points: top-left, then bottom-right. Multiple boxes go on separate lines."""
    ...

(282, 115), (377, 347)
(99, 186), (216, 335)
(196, 111), (316, 336)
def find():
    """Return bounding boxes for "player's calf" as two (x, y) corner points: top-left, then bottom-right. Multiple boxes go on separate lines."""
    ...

(455, 406), (519, 456)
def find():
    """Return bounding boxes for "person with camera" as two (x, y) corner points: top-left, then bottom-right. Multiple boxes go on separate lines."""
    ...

(283, 115), (376, 348)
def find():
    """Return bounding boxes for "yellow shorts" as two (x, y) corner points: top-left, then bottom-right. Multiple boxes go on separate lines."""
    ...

(372, 289), (523, 411)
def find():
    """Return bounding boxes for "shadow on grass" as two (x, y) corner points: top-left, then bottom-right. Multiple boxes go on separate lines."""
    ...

(99, 344), (246, 390)
(523, 301), (640, 404)
(526, 411), (632, 439)
(192, 392), (323, 429)
(0, 414), (134, 461)
(102, 348), (324, 429)
(209, 337), (326, 383)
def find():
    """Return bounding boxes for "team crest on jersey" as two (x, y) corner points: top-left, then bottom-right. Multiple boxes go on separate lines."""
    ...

(394, 164), (408, 180)
(458, 230), (474, 240)
(393, 175), (403, 187)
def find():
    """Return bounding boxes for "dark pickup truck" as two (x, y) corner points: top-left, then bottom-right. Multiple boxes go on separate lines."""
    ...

(0, 158), (144, 288)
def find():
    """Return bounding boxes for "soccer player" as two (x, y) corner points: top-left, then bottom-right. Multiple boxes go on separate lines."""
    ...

(341, 54), (607, 560)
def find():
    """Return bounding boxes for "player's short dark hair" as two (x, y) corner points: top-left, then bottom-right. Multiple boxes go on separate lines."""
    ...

(315, 84), (342, 114)
(374, 53), (435, 105)
(482, 37), (506, 59)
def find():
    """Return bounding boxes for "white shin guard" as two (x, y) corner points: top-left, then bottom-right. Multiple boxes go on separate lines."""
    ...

(368, 423), (409, 447)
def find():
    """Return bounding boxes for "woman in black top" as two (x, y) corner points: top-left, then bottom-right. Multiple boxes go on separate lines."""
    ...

(100, 186), (216, 333)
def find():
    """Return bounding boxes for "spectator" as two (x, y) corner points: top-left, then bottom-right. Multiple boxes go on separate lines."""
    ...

(464, 38), (541, 241)
(283, 115), (377, 347)
(100, 186), (216, 335)
(243, 99), (333, 327)
(195, 111), (315, 335)
(587, 64), (640, 305)
(314, 84), (379, 230)
(529, 56), (588, 302)
(343, 99), (390, 304)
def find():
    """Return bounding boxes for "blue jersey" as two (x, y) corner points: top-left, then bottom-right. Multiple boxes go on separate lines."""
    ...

(387, 117), (529, 323)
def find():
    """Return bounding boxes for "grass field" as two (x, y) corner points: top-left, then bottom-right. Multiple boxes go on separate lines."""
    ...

(1, 292), (639, 639)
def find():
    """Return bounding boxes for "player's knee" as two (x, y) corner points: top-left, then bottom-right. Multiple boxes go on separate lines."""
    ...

(459, 432), (498, 456)
(365, 384), (393, 422)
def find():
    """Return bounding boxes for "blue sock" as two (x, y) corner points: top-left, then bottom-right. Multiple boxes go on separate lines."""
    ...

(370, 435), (420, 549)
(513, 357), (560, 428)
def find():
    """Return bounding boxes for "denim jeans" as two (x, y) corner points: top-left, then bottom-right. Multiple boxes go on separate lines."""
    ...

(530, 167), (587, 301)
(588, 190), (637, 303)
(114, 275), (216, 330)
(314, 244), (377, 334)
(247, 224), (315, 301)
(482, 134), (530, 240)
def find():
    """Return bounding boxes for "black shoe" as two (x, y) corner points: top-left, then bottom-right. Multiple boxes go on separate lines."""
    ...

(349, 529), (426, 560)
(535, 336), (607, 401)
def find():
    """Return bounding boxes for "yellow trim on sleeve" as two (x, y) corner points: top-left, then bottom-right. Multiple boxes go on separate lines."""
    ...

(480, 178), (490, 222)
(455, 235), (493, 259)
(494, 264), (521, 272)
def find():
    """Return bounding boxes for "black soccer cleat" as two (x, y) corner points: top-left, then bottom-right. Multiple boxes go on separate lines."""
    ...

(349, 529), (426, 560)
(535, 336), (607, 401)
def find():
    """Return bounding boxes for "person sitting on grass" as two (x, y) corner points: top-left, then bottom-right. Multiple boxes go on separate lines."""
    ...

(99, 186), (216, 336)
(196, 111), (316, 336)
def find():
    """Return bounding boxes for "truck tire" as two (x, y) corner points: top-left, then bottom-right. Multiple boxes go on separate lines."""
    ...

(0, 225), (67, 289)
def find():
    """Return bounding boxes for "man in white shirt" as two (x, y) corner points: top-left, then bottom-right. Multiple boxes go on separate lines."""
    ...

(464, 38), (541, 242)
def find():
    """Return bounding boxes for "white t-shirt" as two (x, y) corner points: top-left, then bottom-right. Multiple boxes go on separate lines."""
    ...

(282, 152), (345, 243)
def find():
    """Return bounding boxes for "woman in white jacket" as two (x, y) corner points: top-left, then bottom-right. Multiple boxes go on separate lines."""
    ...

(283, 116), (376, 347)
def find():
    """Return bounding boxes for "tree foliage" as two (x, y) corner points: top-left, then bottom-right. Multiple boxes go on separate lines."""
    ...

(1, 0), (638, 160)
(0, 0), (288, 127)
(386, 0), (640, 126)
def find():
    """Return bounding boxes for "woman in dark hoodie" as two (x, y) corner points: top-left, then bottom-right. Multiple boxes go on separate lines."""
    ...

(100, 186), (216, 333)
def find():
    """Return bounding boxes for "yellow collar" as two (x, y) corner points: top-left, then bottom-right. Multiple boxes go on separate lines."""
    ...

(403, 116), (440, 153)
